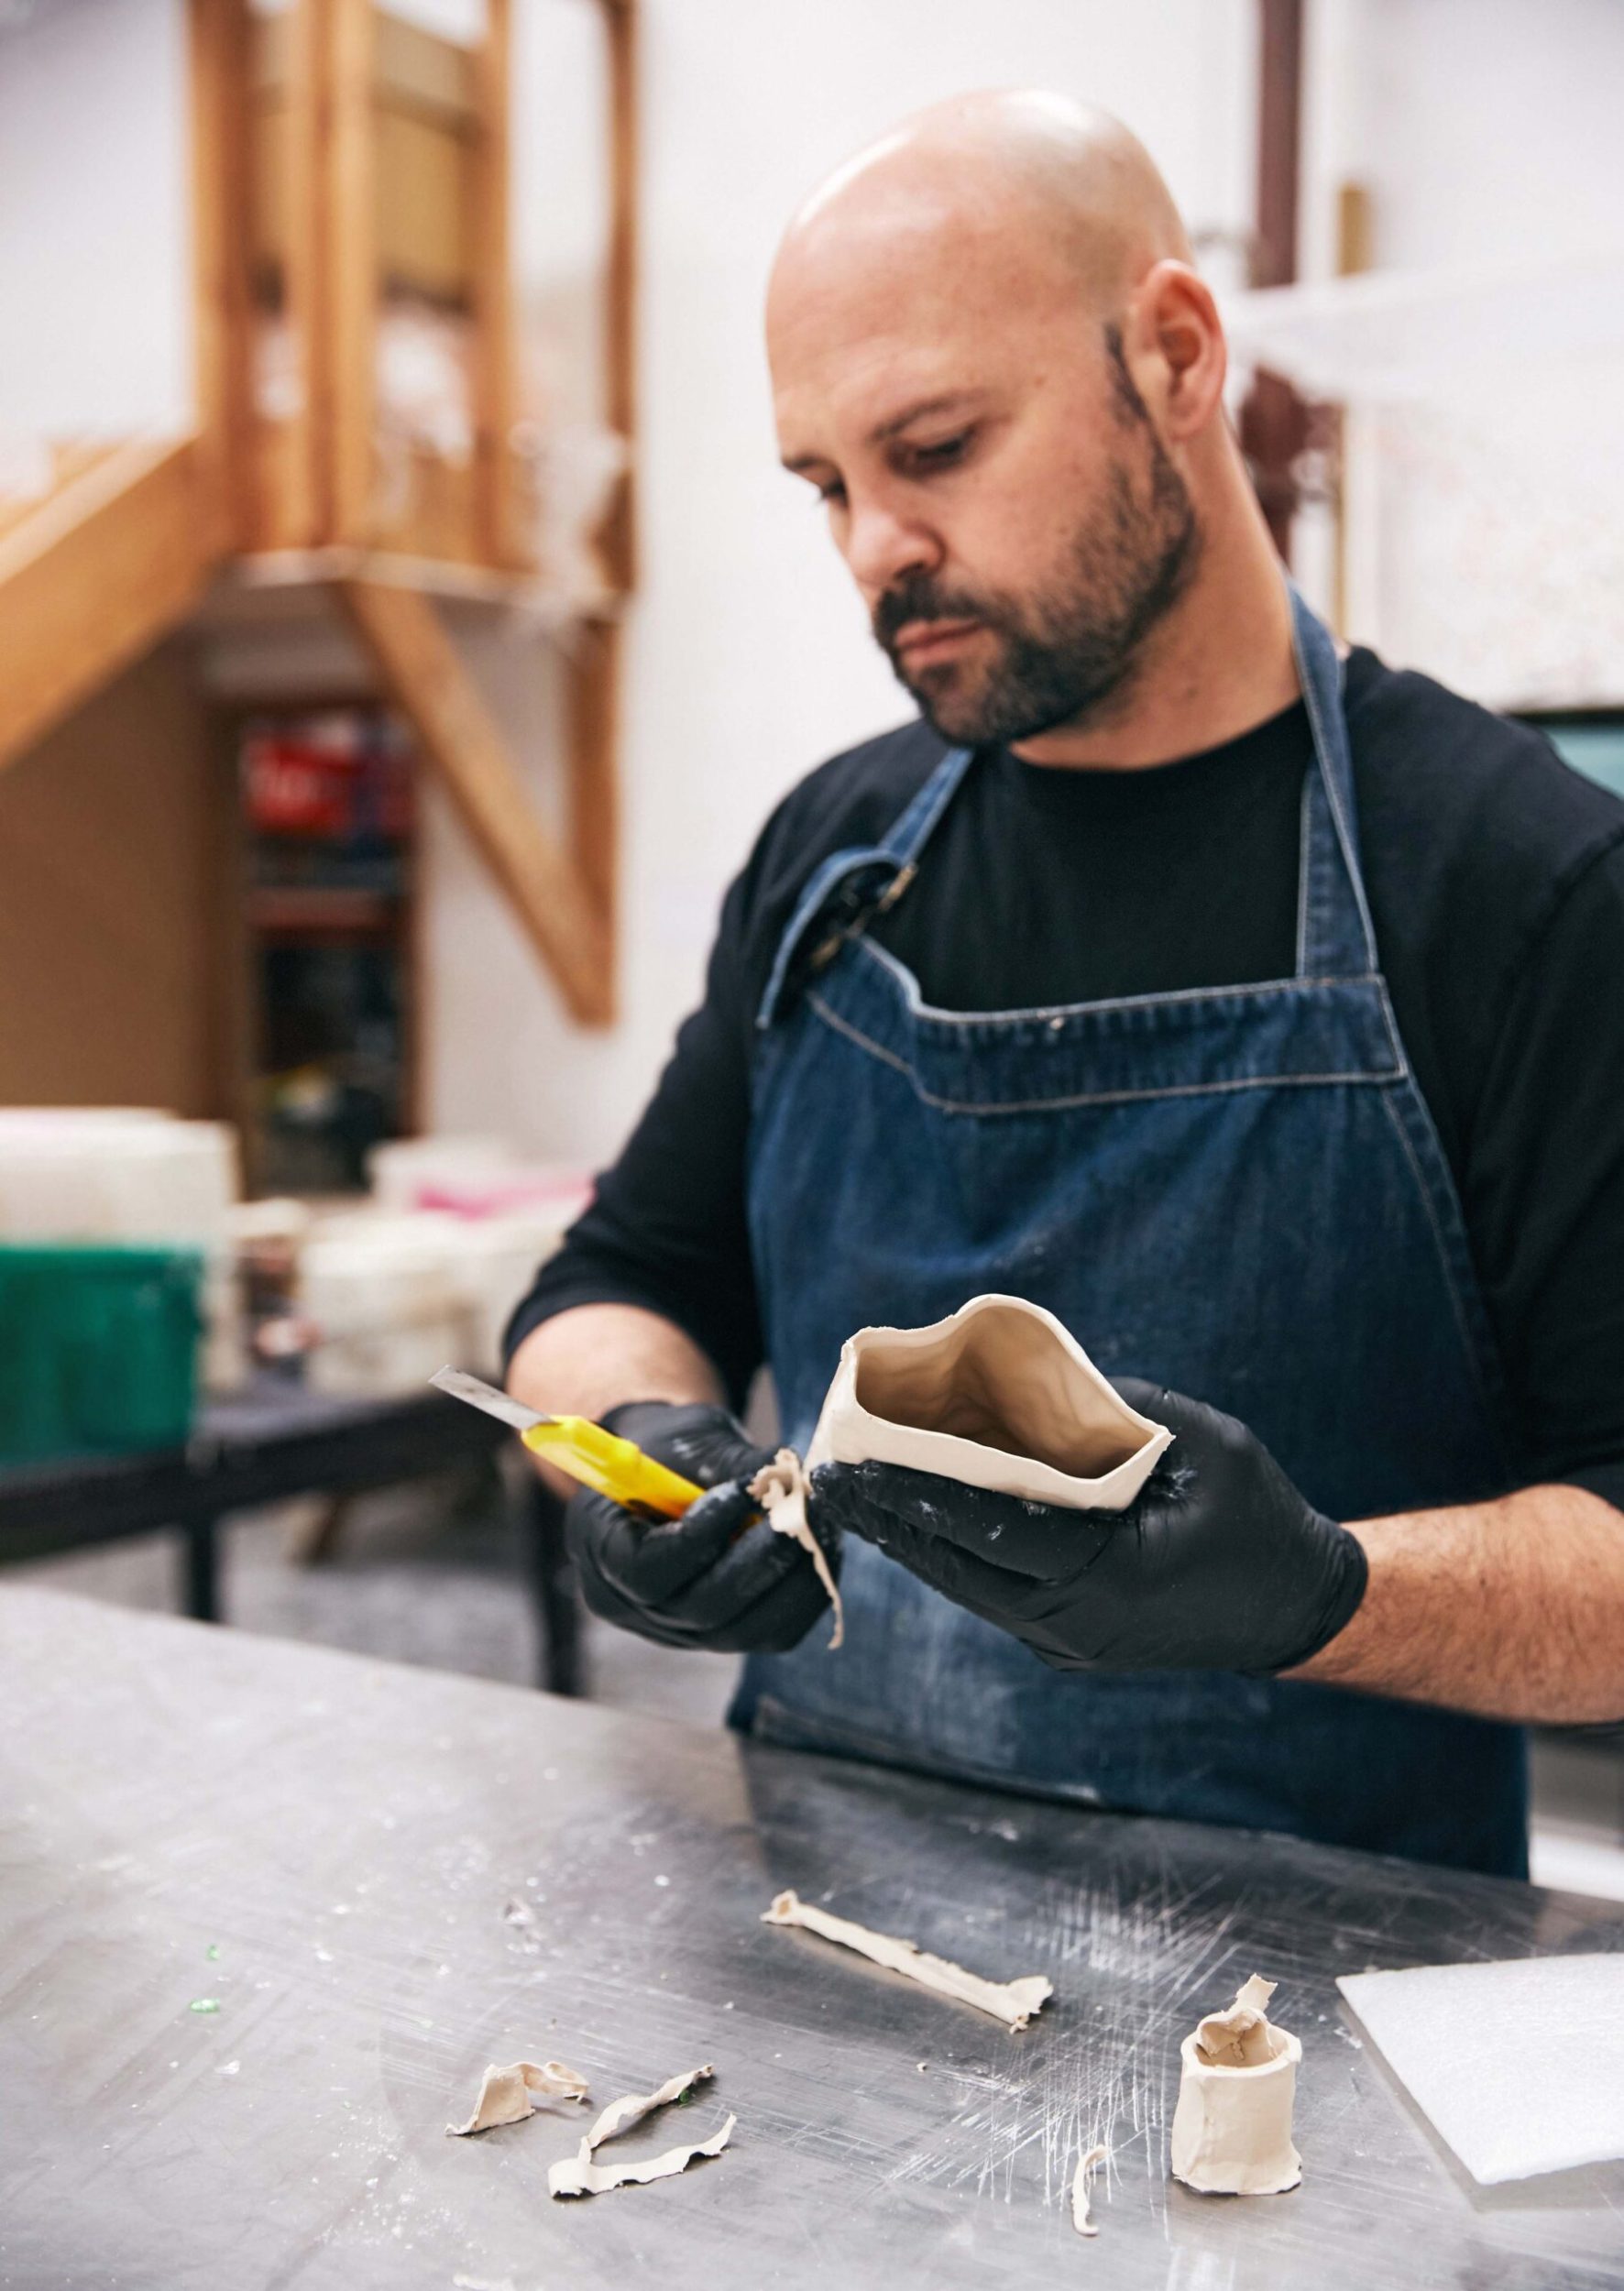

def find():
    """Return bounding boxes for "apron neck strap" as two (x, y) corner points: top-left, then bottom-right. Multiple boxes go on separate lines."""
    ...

(1289, 583), (1380, 978)
(755, 743), (976, 1031)
(876, 743), (977, 864)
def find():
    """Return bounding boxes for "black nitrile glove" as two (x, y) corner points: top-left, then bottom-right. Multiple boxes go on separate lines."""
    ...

(811, 1379), (1366, 1675)
(565, 1401), (838, 1655)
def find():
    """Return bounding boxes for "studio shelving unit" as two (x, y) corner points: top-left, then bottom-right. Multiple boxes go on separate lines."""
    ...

(0, 0), (635, 1039)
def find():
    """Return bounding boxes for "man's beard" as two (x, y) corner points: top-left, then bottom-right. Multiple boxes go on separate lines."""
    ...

(872, 374), (1201, 747)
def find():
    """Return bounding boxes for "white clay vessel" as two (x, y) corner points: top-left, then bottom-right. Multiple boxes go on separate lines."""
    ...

(1169, 1975), (1302, 2196)
(805, 1293), (1171, 1511)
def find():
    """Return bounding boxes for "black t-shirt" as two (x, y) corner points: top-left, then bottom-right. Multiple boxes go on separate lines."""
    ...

(508, 647), (1624, 1513)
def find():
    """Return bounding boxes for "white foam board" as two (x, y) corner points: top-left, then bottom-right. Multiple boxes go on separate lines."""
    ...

(1338, 1954), (1624, 2185)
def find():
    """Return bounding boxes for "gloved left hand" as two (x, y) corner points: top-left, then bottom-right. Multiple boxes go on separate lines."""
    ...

(565, 1402), (838, 1655)
(810, 1379), (1367, 1675)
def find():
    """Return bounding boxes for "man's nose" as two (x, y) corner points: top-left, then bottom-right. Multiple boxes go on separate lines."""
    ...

(841, 492), (942, 599)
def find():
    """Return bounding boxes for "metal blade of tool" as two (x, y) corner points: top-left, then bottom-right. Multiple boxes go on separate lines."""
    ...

(431, 1365), (553, 1433)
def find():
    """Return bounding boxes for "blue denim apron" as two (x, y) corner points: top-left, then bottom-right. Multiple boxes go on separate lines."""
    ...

(733, 588), (1529, 1877)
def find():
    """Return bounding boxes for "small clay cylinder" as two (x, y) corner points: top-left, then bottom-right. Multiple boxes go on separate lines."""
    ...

(1169, 2022), (1302, 2196)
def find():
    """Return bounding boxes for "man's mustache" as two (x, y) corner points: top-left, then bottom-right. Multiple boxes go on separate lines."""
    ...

(872, 577), (998, 650)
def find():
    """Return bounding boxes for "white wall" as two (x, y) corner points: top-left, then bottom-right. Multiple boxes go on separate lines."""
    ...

(1298, 0), (1624, 703)
(425, 0), (1259, 1169)
(1303, 0), (1624, 280)
(0, 0), (192, 445)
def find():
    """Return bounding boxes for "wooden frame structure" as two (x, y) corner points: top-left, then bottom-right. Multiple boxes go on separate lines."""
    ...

(1238, 0), (1307, 562)
(0, 0), (636, 1028)
(1234, 0), (1370, 630)
(0, 441), (219, 772)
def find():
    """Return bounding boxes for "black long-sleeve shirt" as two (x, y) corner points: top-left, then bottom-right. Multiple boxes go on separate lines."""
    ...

(508, 647), (1624, 1512)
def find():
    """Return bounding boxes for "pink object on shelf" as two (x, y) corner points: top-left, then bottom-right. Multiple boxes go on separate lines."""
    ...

(414, 1175), (595, 1222)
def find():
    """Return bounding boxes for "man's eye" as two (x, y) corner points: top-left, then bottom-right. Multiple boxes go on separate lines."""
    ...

(816, 480), (847, 507)
(909, 432), (971, 470)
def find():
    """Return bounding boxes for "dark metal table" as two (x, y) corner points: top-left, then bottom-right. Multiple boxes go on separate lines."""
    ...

(2, 1586), (1621, 2290)
(0, 1384), (585, 1693)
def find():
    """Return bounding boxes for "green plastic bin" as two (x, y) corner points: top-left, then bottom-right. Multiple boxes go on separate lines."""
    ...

(0, 1244), (204, 1464)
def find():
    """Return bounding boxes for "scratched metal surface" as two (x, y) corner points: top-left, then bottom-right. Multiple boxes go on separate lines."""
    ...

(2, 1587), (1622, 2291)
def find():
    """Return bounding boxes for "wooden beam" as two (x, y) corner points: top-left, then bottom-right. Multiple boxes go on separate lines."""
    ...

(1335, 179), (1374, 280)
(598, 0), (638, 595)
(469, 0), (526, 570)
(0, 444), (122, 551)
(241, 0), (325, 546)
(565, 614), (620, 966)
(335, 579), (613, 1024)
(1329, 181), (1374, 640)
(277, 0), (328, 546)
(188, 0), (254, 553)
(1254, 0), (1303, 291)
(1242, 0), (1306, 561)
(200, 695), (257, 1143)
(0, 440), (222, 775)
(326, 0), (379, 546)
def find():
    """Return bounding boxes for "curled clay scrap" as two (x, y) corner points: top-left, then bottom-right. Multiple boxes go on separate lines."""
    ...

(763, 1890), (1053, 2032)
(1071, 2143), (1108, 2236)
(1169, 1974), (1302, 2196)
(446, 2058), (590, 2136)
(547, 2063), (734, 2199)
(749, 1451), (843, 1647)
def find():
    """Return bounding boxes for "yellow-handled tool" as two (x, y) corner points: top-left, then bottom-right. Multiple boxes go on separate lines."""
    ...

(430, 1366), (703, 1519)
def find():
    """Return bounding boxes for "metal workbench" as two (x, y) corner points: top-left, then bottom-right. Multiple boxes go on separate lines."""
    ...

(2, 1586), (1620, 2289)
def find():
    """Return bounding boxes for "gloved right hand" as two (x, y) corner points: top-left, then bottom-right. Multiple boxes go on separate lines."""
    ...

(564, 1401), (839, 1654)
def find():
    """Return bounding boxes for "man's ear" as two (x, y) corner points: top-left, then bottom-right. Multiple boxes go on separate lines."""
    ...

(1121, 260), (1228, 441)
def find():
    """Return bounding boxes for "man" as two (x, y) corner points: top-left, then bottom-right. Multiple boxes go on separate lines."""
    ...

(508, 93), (1624, 1877)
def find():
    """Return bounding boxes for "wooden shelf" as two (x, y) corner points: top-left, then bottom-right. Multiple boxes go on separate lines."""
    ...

(247, 884), (402, 937)
(220, 548), (626, 621)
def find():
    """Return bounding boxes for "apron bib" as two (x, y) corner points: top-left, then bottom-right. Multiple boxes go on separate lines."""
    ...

(735, 589), (1528, 1877)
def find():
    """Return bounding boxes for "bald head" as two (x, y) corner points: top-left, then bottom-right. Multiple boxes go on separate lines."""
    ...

(771, 92), (1191, 334)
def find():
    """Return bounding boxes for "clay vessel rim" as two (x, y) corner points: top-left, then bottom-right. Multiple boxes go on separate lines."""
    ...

(1181, 2027), (1303, 2076)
